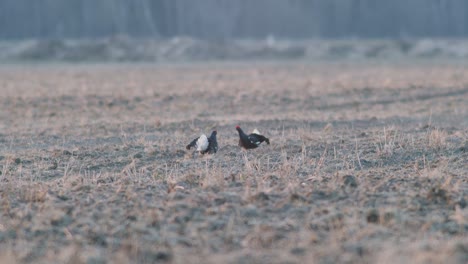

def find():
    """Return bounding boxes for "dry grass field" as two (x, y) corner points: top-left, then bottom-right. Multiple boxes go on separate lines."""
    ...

(0, 61), (467, 263)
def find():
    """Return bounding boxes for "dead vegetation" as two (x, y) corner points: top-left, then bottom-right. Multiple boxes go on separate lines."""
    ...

(0, 61), (467, 263)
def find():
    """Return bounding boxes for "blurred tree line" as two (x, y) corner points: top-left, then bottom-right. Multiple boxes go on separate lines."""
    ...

(1, 0), (467, 39)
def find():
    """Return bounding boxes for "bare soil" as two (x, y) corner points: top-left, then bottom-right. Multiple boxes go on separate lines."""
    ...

(0, 61), (467, 263)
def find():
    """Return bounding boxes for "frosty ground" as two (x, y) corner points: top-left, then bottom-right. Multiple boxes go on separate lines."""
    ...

(0, 61), (467, 263)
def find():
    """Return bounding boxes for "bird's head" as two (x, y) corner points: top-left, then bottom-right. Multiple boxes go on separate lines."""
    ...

(211, 130), (217, 136)
(235, 125), (241, 130)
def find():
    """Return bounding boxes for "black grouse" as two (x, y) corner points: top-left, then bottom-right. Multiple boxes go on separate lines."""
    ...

(186, 130), (218, 154)
(236, 126), (270, 149)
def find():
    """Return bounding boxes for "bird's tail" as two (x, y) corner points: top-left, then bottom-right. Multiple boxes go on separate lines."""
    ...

(186, 138), (198, 150)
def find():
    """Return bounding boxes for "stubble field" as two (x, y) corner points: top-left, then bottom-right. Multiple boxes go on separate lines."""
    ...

(0, 61), (467, 263)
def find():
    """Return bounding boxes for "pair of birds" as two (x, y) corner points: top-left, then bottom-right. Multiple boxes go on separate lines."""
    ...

(186, 126), (270, 154)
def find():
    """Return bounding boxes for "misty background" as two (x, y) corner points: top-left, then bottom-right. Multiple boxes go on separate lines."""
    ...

(1, 0), (468, 61)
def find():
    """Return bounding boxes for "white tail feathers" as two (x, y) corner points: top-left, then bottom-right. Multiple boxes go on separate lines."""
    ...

(252, 128), (261, 135)
(196, 134), (209, 152)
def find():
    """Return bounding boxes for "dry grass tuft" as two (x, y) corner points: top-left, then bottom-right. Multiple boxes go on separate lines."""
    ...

(427, 128), (448, 149)
(19, 184), (48, 203)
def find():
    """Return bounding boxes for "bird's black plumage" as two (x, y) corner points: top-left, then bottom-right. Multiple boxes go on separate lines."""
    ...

(186, 138), (199, 150)
(236, 126), (270, 149)
(207, 130), (218, 153)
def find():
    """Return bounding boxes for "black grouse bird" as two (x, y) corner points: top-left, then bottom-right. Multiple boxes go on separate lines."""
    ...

(236, 126), (270, 149)
(186, 130), (218, 154)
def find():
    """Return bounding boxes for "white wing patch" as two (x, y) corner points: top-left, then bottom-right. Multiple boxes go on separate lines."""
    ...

(248, 136), (261, 145)
(196, 134), (209, 152)
(252, 128), (261, 135)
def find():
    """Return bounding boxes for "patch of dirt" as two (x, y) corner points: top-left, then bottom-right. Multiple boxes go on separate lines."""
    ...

(0, 61), (467, 263)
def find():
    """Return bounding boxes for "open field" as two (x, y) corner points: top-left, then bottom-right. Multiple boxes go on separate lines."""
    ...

(0, 61), (467, 263)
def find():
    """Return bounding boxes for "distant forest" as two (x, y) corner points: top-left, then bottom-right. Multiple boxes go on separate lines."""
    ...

(1, 0), (467, 39)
